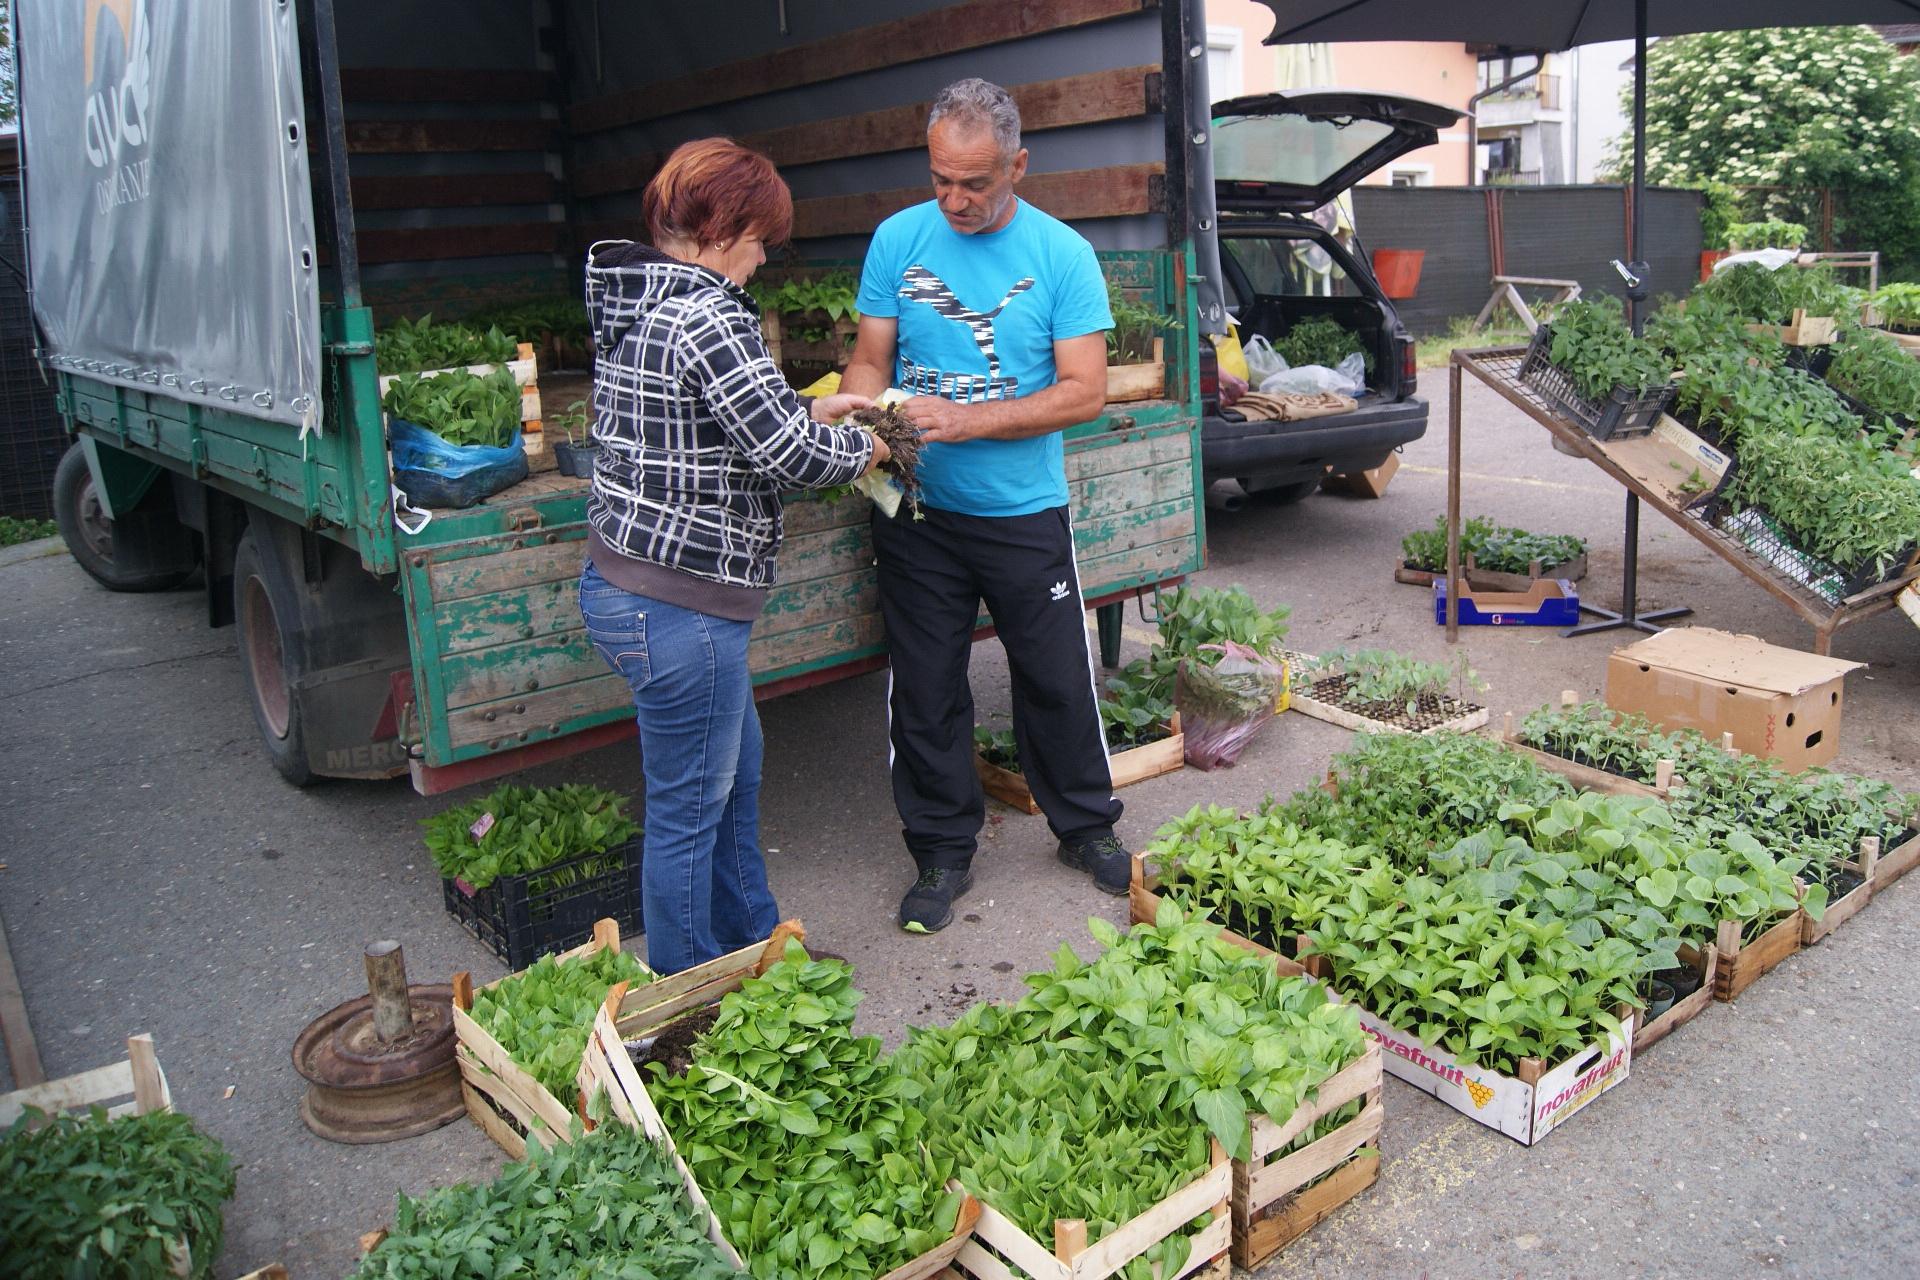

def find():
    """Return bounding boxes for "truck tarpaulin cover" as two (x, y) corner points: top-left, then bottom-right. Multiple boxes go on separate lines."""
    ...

(17, 0), (324, 435)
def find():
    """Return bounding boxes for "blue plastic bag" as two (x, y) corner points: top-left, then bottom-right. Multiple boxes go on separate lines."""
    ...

(389, 416), (528, 510)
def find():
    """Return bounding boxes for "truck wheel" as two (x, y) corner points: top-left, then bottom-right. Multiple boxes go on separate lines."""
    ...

(233, 523), (317, 787)
(52, 443), (194, 592)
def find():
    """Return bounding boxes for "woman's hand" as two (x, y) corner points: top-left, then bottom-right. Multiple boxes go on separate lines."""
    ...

(811, 392), (873, 423)
(864, 434), (892, 475)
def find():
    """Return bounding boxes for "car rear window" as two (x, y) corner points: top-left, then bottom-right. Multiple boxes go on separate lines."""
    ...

(1222, 235), (1360, 304)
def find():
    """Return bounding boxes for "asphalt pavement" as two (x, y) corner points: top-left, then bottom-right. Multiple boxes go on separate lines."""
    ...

(2, 372), (1917, 1279)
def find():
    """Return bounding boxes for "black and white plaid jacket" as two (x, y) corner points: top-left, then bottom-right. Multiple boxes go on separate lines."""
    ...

(584, 241), (871, 589)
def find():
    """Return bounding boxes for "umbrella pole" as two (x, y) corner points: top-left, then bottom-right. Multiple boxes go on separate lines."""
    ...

(1564, 0), (1692, 641)
(1630, 0), (1647, 335)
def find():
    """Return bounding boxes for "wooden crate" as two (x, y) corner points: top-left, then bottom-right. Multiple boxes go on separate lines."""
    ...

(977, 716), (1185, 815)
(578, 958), (981, 1280)
(1394, 551), (1589, 593)
(1231, 1044), (1383, 1270)
(1105, 338), (1166, 404)
(1746, 310), (1838, 347)
(1494, 709), (1675, 801)
(762, 311), (859, 368)
(378, 342), (546, 453)
(952, 1144), (1230, 1280)
(1634, 943), (1719, 1056)
(0, 1033), (170, 1126)
(451, 918), (805, 1158)
(1711, 910), (1806, 1003)
(1871, 819), (1920, 893)
(1129, 853), (1325, 983)
(1804, 837), (1881, 946)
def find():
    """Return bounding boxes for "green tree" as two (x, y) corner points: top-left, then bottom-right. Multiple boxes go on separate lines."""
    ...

(1613, 26), (1920, 279)
(1, 2), (14, 128)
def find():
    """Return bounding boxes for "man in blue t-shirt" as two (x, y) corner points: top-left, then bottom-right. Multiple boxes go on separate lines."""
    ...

(842, 78), (1129, 934)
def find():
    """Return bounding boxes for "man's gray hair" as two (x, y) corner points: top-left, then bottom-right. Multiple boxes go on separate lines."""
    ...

(928, 78), (1022, 157)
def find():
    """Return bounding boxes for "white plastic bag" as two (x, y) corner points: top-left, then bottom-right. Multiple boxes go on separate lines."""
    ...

(1243, 333), (1287, 386)
(1258, 350), (1365, 397)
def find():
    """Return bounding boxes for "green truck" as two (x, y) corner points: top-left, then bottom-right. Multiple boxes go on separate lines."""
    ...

(24, 0), (1217, 793)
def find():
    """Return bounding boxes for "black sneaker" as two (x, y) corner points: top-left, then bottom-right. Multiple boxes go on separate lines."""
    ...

(1058, 833), (1132, 897)
(898, 866), (973, 933)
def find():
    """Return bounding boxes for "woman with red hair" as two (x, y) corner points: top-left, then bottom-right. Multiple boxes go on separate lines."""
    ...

(580, 138), (887, 973)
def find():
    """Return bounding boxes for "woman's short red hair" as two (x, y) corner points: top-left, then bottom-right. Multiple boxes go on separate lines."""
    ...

(643, 138), (793, 248)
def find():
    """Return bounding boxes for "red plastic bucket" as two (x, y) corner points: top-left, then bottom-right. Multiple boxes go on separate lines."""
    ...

(1699, 249), (1730, 282)
(1371, 249), (1425, 299)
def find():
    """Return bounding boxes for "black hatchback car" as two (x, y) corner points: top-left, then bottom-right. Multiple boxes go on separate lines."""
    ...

(1200, 90), (1464, 503)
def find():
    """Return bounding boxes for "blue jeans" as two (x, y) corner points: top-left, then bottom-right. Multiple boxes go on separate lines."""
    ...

(578, 561), (776, 974)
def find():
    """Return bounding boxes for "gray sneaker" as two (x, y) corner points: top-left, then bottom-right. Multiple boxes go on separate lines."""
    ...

(1058, 833), (1132, 897)
(898, 866), (973, 933)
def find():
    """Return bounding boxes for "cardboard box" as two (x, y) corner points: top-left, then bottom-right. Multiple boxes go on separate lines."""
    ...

(1351, 1004), (1632, 1145)
(1432, 578), (1581, 627)
(1604, 627), (1863, 771)
(1320, 450), (1399, 499)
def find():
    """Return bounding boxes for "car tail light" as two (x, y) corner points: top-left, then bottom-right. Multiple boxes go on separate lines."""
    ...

(1400, 338), (1418, 394)
(1197, 340), (1219, 411)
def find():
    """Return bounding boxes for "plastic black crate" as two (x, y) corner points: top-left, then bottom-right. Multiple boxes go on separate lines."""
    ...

(442, 838), (644, 970)
(1517, 324), (1675, 442)
(1696, 490), (1919, 607)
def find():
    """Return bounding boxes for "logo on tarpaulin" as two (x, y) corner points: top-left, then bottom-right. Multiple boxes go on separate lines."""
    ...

(81, 0), (155, 211)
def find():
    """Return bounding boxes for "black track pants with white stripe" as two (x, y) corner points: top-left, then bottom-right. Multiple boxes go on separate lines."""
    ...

(872, 503), (1121, 872)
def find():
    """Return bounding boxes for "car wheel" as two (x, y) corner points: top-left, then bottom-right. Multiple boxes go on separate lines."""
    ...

(51, 443), (194, 592)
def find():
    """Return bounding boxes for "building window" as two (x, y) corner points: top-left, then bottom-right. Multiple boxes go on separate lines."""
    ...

(1389, 165), (1434, 187)
(1206, 25), (1243, 101)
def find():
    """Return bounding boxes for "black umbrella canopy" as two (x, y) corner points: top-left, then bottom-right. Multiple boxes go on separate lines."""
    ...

(1253, 1), (1920, 49)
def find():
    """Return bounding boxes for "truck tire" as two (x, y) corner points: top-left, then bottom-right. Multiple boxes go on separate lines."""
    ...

(52, 443), (195, 592)
(233, 522), (317, 787)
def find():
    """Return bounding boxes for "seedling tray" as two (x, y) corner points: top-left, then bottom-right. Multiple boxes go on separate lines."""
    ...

(976, 716), (1184, 815)
(1694, 494), (1920, 607)
(1518, 324), (1674, 441)
(443, 837), (643, 972)
(1432, 578), (1582, 627)
(1286, 663), (1489, 737)
(576, 935), (982, 1280)
(1232, 1045), (1383, 1271)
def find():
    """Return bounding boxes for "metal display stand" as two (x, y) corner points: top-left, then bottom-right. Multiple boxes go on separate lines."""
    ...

(1443, 347), (1918, 655)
